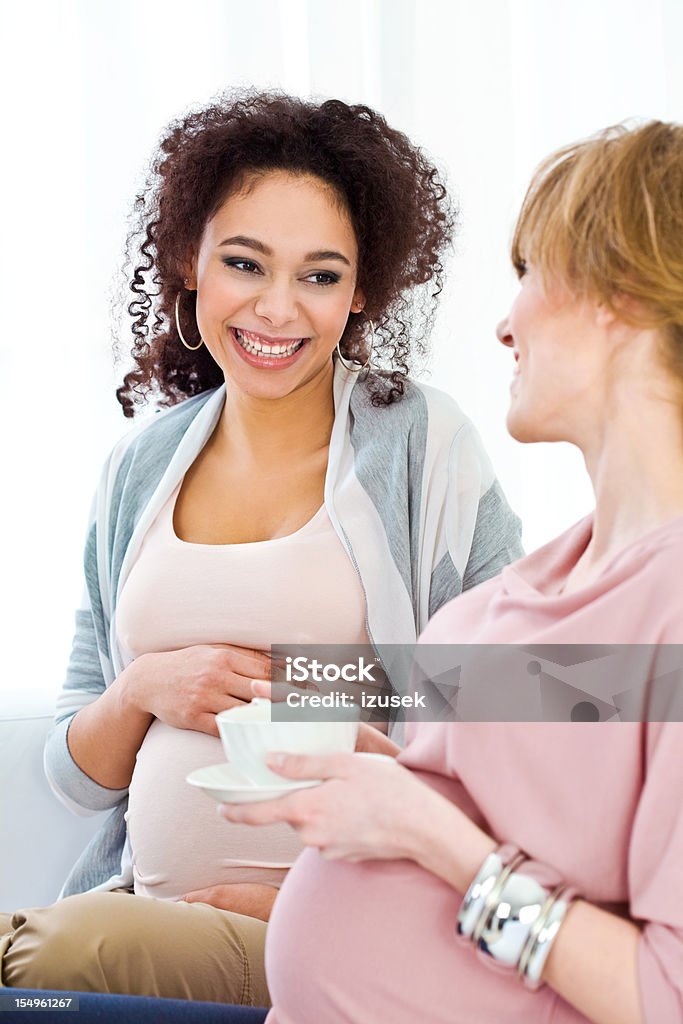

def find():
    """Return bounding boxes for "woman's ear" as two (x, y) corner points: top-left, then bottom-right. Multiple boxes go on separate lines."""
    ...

(594, 302), (619, 330)
(350, 287), (366, 314)
(595, 293), (648, 329)
(182, 250), (198, 291)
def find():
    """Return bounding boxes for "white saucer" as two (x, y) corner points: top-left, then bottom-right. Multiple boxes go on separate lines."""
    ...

(186, 752), (395, 804)
(186, 762), (319, 804)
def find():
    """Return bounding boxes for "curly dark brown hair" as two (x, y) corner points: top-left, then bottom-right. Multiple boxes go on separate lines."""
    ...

(117, 90), (456, 416)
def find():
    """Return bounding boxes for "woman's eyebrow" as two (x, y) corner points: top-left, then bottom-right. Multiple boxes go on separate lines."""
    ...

(218, 235), (351, 267)
(218, 235), (271, 253)
(304, 249), (351, 266)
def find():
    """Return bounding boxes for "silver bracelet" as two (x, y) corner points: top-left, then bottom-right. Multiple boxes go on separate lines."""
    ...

(471, 852), (527, 945)
(456, 845), (524, 941)
(518, 885), (576, 989)
(458, 845), (578, 990)
(476, 869), (555, 968)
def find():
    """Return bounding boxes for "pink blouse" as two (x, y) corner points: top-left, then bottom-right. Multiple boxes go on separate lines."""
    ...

(264, 514), (683, 1024)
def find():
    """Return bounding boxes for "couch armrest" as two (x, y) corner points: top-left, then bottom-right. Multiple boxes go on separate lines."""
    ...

(0, 693), (105, 910)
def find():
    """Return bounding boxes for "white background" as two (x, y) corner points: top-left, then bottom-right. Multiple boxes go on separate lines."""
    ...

(1, 0), (681, 701)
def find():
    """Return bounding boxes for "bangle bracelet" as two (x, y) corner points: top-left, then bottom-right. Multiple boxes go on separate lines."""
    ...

(458, 844), (578, 991)
(518, 886), (577, 989)
(476, 869), (555, 968)
(456, 844), (523, 941)
(471, 852), (527, 944)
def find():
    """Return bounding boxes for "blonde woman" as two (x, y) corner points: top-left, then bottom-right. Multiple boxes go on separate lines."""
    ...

(227, 121), (683, 1024)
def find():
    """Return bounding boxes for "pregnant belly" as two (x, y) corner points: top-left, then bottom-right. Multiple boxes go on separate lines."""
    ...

(265, 852), (584, 1024)
(127, 720), (303, 901)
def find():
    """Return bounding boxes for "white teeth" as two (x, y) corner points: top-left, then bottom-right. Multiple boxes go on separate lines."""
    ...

(234, 328), (304, 358)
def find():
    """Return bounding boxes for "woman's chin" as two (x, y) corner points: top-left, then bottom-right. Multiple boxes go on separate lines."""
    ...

(506, 408), (544, 444)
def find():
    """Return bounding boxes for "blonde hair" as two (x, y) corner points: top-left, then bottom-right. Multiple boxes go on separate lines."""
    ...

(512, 121), (683, 378)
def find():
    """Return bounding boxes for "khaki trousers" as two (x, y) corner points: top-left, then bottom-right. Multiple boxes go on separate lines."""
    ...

(0, 891), (269, 1006)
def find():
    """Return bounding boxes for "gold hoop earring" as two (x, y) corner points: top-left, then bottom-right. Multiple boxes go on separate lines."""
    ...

(336, 312), (374, 373)
(175, 292), (204, 351)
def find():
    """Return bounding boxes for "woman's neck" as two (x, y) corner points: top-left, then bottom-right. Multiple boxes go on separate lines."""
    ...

(564, 397), (683, 591)
(215, 364), (336, 466)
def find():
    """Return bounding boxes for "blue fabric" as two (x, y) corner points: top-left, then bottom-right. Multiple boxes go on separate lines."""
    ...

(2, 990), (268, 1022)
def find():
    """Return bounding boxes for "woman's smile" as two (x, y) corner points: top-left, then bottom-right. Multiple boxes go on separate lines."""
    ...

(230, 327), (309, 369)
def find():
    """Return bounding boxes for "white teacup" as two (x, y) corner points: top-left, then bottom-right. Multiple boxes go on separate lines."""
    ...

(216, 698), (359, 788)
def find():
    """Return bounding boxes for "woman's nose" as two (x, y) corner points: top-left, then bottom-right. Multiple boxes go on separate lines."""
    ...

(496, 317), (514, 347)
(254, 281), (298, 327)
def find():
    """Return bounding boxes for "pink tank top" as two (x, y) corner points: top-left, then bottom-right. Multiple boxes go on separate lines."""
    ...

(116, 484), (368, 900)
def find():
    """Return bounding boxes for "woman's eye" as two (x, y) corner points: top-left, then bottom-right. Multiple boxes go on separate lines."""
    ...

(514, 259), (528, 279)
(222, 258), (261, 274)
(305, 271), (340, 286)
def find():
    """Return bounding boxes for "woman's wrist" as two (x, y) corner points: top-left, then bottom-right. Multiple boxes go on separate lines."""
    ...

(115, 654), (155, 721)
(408, 792), (496, 892)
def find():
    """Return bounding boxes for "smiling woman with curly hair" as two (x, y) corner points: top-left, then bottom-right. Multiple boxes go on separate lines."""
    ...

(119, 90), (453, 413)
(0, 91), (521, 1008)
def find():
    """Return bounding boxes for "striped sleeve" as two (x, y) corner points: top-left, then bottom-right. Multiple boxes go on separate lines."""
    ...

(429, 422), (523, 618)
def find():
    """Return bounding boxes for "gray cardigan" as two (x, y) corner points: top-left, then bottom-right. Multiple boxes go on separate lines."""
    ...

(45, 364), (523, 895)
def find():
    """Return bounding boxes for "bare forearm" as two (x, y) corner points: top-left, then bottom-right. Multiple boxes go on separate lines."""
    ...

(544, 901), (642, 1024)
(67, 660), (153, 789)
(411, 795), (496, 893)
